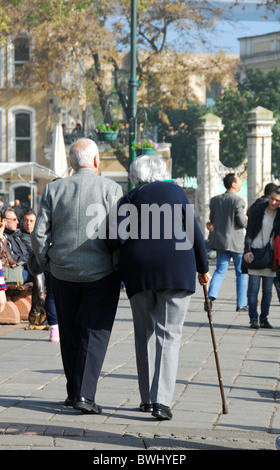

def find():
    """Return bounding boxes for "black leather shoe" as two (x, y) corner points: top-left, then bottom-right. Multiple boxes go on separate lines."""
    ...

(250, 320), (259, 329)
(64, 397), (74, 407)
(236, 306), (248, 312)
(73, 396), (102, 414)
(152, 403), (173, 420)
(139, 402), (153, 412)
(260, 319), (273, 329)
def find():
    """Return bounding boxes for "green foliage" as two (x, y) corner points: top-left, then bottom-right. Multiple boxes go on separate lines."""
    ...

(148, 68), (280, 178)
(214, 67), (280, 173)
(213, 88), (254, 168)
(95, 121), (119, 133)
(149, 102), (207, 177)
(131, 139), (157, 149)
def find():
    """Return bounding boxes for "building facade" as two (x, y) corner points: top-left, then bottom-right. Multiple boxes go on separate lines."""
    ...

(0, 35), (86, 211)
(239, 31), (280, 81)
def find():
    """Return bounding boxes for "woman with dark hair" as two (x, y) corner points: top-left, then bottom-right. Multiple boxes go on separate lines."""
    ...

(243, 186), (280, 329)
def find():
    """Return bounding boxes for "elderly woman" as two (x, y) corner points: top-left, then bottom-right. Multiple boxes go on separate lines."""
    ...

(108, 155), (210, 420)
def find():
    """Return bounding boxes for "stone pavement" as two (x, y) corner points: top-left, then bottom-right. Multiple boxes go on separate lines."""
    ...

(0, 260), (280, 454)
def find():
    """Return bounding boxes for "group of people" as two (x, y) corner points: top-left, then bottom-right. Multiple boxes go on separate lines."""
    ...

(206, 173), (280, 330)
(1, 138), (277, 422)
(28, 138), (210, 422)
(0, 203), (59, 342)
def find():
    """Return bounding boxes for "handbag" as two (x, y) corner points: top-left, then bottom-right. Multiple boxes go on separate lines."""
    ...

(0, 238), (18, 268)
(0, 236), (24, 284)
(2, 262), (24, 285)
(242, 225), (274, 270)
(242, 242), (273, 270)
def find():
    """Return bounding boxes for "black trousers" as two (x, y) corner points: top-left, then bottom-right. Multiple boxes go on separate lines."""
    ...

(51, 272), (120, 402)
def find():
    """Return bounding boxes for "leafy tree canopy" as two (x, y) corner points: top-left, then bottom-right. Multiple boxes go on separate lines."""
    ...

(213, 67), (280, 174)
(0, 0), (234, 115)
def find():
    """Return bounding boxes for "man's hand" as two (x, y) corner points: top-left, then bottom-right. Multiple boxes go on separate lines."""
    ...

(198, 272), (211, 286)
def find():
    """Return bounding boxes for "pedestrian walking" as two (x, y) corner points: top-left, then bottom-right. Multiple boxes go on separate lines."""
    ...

(247, 182), (277, 219)
(32, 138), (123, 414)
(243, 186), (280, 329)
(107, 154), (210, 420)
(206, 173), (248, 312)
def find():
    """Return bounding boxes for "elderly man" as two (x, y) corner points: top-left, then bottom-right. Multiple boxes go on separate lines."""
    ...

(32, 138), (123, 414)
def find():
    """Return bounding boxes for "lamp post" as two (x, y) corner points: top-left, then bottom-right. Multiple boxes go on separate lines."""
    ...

(128, 0), (137, 190)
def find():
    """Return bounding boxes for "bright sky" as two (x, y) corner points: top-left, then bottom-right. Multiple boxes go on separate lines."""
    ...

(195, 1), (280, 53)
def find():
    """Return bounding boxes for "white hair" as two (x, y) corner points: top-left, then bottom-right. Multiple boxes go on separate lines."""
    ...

(69, 138), (99, 170)
(129, 155), (168, 186)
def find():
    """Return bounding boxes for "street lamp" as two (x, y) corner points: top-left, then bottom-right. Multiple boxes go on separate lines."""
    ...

(128, 0), (137, 190)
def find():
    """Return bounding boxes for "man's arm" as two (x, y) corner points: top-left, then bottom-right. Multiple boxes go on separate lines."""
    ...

(31, 185), (52, 272)
(209, 197), (215, 225)
(235, 198), (247, 229)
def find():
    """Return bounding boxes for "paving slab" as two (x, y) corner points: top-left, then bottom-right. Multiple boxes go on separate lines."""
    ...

(0, 261), (280, 456)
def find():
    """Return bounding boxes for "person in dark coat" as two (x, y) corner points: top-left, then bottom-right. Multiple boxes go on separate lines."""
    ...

(243, 187), (280, 329)
(12, 199), (23, 226)
(247, 182), (277, 219)
(107, 155), (210, 421)
(2, 207), (30, 281)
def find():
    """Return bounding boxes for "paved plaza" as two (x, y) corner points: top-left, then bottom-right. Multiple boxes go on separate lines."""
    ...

(0, 260), (280, 452)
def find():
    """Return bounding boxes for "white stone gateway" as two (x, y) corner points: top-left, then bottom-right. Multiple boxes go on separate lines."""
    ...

(195, 107), (276, 239)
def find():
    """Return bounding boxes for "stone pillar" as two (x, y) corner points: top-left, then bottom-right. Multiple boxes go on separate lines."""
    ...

(195, 113), (224, 238)
(246, 106), (276, 208)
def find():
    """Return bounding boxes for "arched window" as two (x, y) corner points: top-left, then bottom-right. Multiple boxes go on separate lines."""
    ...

(15, 112), (31, 162)
(8, 105), (36, 162)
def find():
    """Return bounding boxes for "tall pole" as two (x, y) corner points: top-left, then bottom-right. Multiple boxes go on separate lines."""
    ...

(128, 0), (137, 190)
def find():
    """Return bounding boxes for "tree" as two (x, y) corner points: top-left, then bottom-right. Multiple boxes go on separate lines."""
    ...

(0, 0), (240, 171)
(0, 1), (236, 115)
(213, 67), (280, 173)
(213, 88), (253, 168)
(150, 102), (207, 177)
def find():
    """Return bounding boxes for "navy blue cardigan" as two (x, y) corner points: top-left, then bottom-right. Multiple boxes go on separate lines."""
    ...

(108, 181), (209, 299)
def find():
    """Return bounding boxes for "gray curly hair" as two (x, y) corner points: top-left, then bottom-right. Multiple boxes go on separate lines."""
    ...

(129, 155), (168, 186)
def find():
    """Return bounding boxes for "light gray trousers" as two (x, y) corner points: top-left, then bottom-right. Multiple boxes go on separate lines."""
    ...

(130, 289), (192, 407)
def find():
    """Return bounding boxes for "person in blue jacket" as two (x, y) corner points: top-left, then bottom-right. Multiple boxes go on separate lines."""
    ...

(107, 154), (210, 421)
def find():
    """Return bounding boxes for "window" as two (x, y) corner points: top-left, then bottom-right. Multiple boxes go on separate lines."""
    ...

(7, 36), (30, 87)
(8, 106), (36, 162)
(14, 37), (30, 86)
(15, 113), (31, 161)
(0, 44), (4, 88)
(206, 81), (221, 107)
(0, 108), (5, 161)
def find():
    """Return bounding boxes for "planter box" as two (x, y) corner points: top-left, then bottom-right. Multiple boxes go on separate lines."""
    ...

(97, 132), (118, 141)
(136, 148), (157, 156)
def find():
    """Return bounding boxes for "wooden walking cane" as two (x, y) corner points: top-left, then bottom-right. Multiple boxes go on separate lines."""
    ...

(203, 274), (228, 414)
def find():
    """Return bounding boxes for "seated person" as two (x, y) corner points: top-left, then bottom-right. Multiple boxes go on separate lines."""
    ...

(2, 207), (46, 326)
(0, 218), (7, 313)
(21, 209), (56, 334)
(2, 207), (31, 283)
(20, 208), (37, 254)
